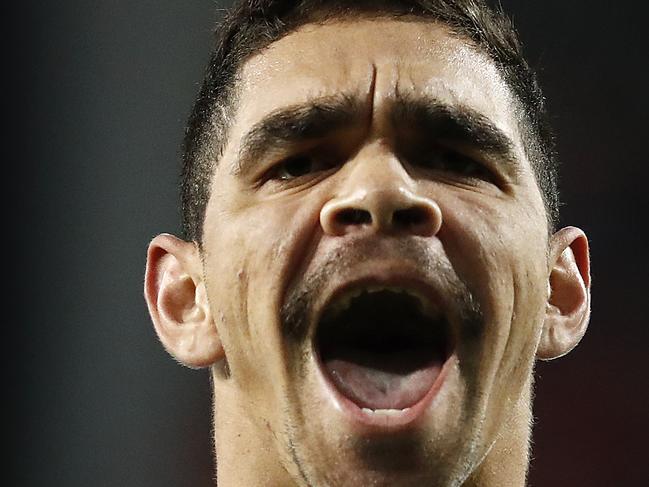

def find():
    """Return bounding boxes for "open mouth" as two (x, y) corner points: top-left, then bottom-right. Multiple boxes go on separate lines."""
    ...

(314, 286), (451, 412)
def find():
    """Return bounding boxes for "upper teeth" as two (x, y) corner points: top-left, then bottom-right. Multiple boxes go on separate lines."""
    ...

(323, 285), (440, 321)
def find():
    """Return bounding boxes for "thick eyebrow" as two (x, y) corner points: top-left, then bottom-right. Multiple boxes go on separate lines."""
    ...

(233, 91), (519, 178)
(391, 92), (519, 170)
(233, 94), (363, 177)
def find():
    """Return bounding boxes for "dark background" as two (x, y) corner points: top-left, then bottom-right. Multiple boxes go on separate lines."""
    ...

(11, 1), (647, 486)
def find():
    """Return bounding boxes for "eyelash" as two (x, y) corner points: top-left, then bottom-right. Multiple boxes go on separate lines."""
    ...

(267, 154), (338, 181)
(264, 148), (493, 185)
(409, 148), (493, 181)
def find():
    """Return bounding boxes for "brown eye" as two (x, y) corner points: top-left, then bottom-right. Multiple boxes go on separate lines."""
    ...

(275, 155), (314, 179)
(415, 148), (491, 180)
(271, 154), (337, 181)
(437, 151), (482, 175)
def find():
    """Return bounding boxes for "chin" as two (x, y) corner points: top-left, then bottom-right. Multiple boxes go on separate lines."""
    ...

(284, 418), (481, 487)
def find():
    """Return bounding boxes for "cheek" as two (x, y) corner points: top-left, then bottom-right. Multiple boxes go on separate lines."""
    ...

(439, 191), (548, 376)
(203, 191), (323, 384)
(438, 191), (548, 445)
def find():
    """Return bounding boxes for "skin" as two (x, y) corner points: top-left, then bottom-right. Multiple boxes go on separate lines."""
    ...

(144, 18), (591, 487)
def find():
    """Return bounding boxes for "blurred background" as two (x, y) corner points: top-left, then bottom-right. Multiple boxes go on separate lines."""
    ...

(11, 1), (647, 485)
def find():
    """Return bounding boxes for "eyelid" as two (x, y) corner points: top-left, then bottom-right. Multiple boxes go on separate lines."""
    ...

(436, 142), (515, 179)
(405, 145), (501, 184)
(273, 154), (314, 180)
(264, 151), (339, 183)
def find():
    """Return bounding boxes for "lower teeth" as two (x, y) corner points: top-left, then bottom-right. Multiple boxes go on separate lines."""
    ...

(361, 407), (411, 416)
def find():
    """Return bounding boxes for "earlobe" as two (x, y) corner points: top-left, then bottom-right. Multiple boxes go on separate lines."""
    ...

(144, 234), (224, 368)
(537, 226), (591, 360)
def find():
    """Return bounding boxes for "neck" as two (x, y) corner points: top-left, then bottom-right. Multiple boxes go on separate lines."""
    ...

(463, 382), (533, 487)
(212, 370), (296, 487)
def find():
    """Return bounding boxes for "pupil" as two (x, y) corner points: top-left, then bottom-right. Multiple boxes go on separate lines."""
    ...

(284, 156), (312, 177)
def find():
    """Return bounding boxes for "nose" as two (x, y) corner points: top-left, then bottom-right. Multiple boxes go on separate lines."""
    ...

(320, 152), (442, 237)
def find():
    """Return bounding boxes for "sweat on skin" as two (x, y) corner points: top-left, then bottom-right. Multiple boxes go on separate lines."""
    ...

(145, 18), (591, 487)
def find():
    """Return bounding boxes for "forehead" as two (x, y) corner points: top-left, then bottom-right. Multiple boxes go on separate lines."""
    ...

(232, 18), (520, 145)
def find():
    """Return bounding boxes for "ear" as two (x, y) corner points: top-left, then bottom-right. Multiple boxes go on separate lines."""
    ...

(144, 234), (224, 368)
(537, 226), (591, 360)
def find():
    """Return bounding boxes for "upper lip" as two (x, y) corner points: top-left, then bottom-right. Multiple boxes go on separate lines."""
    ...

(310, 262), (452, 339)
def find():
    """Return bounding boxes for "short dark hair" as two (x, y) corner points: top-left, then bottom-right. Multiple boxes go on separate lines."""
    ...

(181, 0), (559, 243)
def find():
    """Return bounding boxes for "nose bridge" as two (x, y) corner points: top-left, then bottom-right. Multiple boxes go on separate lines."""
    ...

(342, 144), (413, 194)
(320, 144), (443, 236)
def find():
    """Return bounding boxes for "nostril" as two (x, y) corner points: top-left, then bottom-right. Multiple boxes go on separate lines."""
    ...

(393, 207), (431, 229)
(321, 191), (441, 236)
(336, 208), (372, 226)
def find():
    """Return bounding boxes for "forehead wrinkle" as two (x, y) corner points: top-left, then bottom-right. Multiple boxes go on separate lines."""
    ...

(226, 54), (377, 174)
(230, 91), (372, 178)
(226, 18), (528, 178)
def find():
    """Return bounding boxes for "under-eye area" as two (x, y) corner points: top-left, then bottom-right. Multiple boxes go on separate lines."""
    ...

(315, 288), (452, 411)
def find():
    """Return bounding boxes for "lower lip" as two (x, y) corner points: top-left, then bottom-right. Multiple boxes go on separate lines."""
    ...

(314, 352), (456, 433)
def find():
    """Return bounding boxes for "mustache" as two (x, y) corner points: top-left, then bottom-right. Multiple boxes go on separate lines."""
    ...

(280, 237), (483, 343)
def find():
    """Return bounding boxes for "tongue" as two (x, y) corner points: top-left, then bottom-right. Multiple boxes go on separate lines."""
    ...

(323, 346), (443, 410)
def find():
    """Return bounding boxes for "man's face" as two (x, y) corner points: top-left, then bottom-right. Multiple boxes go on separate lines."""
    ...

(202, 19), (549, 486)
